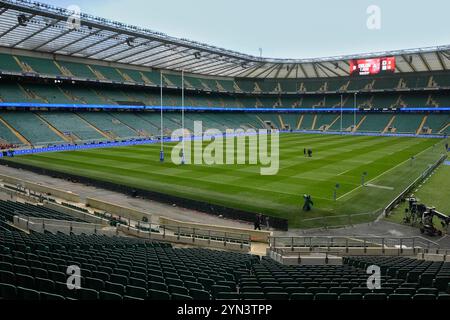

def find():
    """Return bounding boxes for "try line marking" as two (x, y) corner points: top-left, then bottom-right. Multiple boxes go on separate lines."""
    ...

(336, 142), (441, 201)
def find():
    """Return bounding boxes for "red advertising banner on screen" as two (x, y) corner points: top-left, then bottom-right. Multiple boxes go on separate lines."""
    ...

(349, 56), (395, 76)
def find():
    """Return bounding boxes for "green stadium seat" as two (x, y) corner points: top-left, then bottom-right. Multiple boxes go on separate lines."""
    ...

(412, 294), (436, 301)
(329, 287), (350, 295)
(211, 285), (232, 295)
(35, 277), (55, 293)
(184, 281), (204, 291)
(417, 288), (438, 295)
(148, 281), (167, 292)
(290, 293), (314, 301)
(100, 291), (122, 300)
(339, 293), (363, 301)
(18, 287), (40, 300)
(123, 295), (144, 301)
(168, 285), (189, 296)
(364, 293), (387, 301)
(315, 293), (339, 301)
(241, 292), (265, 300)
(40, 291), (66, 300)
(437, 294), (450, 301)
(419, 274), (435, 287)
(262, 286), (284, 293)
(265, 292), (289, 300)
(434, 277), (450, 292)
(126, 285), (147, 299)
(105, 281), (125, 295)
(0, 283), (17, 299)
(395, 288), (416, 295)
(216, 292), (240, 300)
(84, 277), (105, 291)
(171, 293), (194, 300)
(189, 288), (211, 300)
(16, 273), (35, 288)
(1, 271), (16, 285)
(78, 288), (99, 300)
(388, 294), (412, 301)
(307, 287), (328, 294)
(148, 289), (170, 300)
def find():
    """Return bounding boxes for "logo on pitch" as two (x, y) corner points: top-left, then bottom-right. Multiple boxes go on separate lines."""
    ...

(170, 121), (280, 176)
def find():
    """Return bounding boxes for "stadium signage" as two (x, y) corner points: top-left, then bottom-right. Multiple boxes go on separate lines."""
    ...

(349, 56), (396, 76)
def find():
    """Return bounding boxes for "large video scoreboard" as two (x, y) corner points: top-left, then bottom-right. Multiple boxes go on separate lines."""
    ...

(349, 56), (395, 76)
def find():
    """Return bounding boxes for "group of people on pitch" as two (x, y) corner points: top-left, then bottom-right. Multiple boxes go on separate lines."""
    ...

(304, 148), (313, 157)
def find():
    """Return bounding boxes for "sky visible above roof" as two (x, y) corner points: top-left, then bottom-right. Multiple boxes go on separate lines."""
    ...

(40, 0), (450, 59)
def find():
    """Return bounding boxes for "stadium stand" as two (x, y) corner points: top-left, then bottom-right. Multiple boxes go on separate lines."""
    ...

(0, 200), (86, 223)
(1, 218), (449, 301)
(0, 111), (64, 145)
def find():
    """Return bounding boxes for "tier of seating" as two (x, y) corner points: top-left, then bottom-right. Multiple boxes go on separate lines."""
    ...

(1, 82), (450, 109)
(0, 200), (86, 223)
(1, 225), (449, 300)
(0, 111), (63, 145)
(0, 111), (448, 146)
(1, 52), (450, 94)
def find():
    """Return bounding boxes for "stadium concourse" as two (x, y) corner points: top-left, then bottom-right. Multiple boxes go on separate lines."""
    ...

(0, 0), (449, 303)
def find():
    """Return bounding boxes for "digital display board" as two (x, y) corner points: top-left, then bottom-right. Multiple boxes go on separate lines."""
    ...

(349, 56), (395, 76)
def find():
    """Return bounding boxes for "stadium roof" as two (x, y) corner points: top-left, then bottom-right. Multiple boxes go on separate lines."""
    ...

(1, 0), (450, 79)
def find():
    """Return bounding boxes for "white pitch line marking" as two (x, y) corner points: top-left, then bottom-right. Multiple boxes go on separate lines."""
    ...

(365, 183), (394, 190)
(336, 142), (440, 201)
(338, 169), (352, 176)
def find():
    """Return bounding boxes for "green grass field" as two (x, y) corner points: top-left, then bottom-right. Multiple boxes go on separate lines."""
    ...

(5, 133), (446, 228)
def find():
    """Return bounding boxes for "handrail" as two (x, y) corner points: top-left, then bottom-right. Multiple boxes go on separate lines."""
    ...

(268, 236), (441, 251)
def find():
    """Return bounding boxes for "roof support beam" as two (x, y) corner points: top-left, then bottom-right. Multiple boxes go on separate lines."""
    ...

(317, 62), (340, 77)
(69, 32), (119, 56)
(30, 27), (74, 50)
(402, 54), (417, 72)
(312, 63), (319, 77)
(151, 55), (195, 69)
(144, 48), (193, 67)
(201, 63), (238, 76)
(50, 29), (102, 53)
(232, 64), (264, 78)
(298, 64), (308, 78)
(395, 63), (405, 73)
(9, 19), (58, 47)
(95, 40), (153, 60)
(111, 42), (164, 62)
(169, 54), (221, 70)
(251, 64), (278, 79)
(85, 39), (130, 59)
(262, 64), (281, 79)
(273, 64), (284, 78)
(334, 61), (349, 75)
(122, 45), (175, 64)
(435, 51), (447, 70)
(417, 53), (431, 72)
(0, 14), (36, 39)
(284, 64), (296, 79)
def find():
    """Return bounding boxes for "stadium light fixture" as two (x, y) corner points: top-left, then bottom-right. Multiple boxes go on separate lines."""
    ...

(126, 37), (135, 47)
(17, 14), (29, 26)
